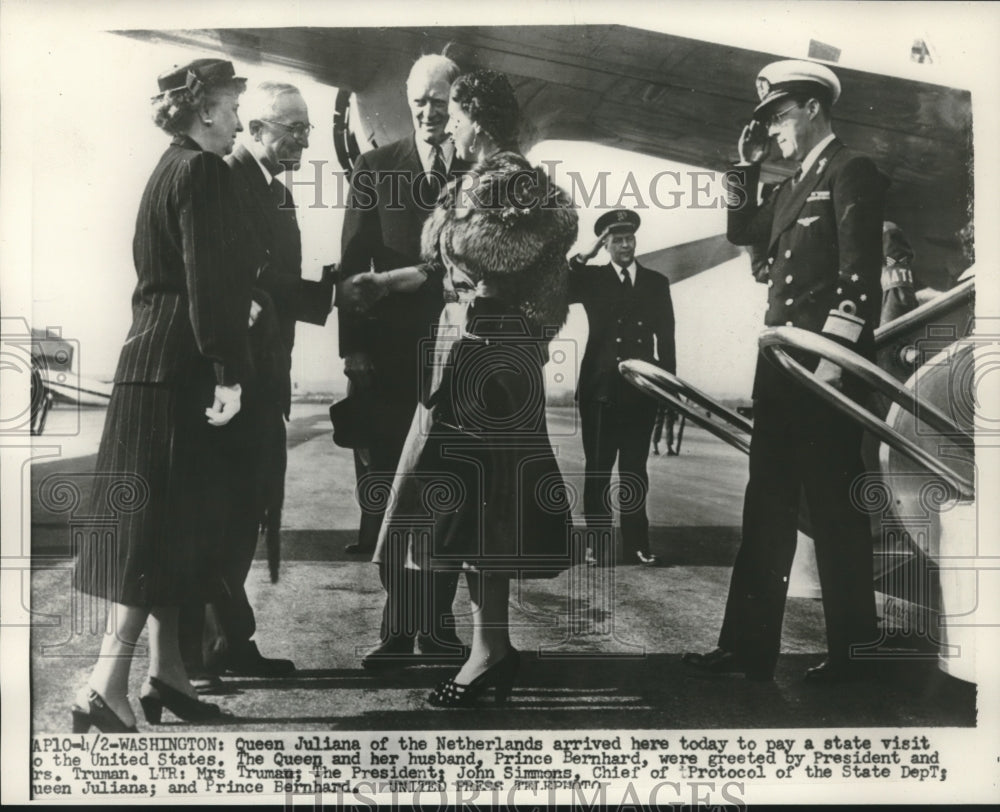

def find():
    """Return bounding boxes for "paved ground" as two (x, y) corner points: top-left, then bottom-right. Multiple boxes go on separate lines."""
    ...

(29, 404), (976, 733)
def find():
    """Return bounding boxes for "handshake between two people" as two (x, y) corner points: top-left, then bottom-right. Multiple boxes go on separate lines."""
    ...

(332, 265), (429, 315)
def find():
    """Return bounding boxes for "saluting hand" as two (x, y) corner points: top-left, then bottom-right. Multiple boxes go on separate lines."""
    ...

(580, 227), (612, 262)
(738, 120), (771, 165)
(206, 383), (242, 426)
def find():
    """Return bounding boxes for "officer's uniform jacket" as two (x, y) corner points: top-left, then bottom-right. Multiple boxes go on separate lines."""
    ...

(726, 137), (888, 399)
(568, 259), (676, 404)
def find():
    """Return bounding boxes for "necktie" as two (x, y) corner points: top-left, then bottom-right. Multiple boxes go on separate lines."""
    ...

(422, 145), (447, 205)
(620, 268), (632, 291)
(431, 144), (447, 178)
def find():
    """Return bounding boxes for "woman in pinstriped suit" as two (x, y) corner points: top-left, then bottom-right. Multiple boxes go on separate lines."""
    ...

(71, 59), (252, 732)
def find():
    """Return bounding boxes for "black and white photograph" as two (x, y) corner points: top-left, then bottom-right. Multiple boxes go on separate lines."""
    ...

(1, 0), (997, 806)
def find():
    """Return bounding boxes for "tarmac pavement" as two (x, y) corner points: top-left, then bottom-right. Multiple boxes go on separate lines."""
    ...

(29, 404), (975, 733)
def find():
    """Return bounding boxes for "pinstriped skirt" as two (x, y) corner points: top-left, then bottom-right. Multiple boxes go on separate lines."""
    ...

(74, 375), (231, 607)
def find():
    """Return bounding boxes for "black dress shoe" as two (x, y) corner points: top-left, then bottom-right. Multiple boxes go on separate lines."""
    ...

(139, 677), (222, 724)
(635, 550), (657, 565)
(427, 649), (520, 708)
(344, 542), (374, 555)
(361, 638), (416, 670)
(682, 648), (772, 681)
(71, 689), (138, 733)
(803, 659), (873, 684)
(224, 642), (296, 677)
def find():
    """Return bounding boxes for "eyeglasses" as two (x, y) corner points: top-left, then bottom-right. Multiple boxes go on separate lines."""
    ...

(259, 119), (314, 140)
(764, 104), (802, 128)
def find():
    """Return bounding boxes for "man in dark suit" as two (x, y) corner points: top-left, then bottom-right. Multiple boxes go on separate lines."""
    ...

(182, 81), (334, 679)
(685, 60), (886, 683)
(569, 210), (676, 566)
(339, 55), (469, 668)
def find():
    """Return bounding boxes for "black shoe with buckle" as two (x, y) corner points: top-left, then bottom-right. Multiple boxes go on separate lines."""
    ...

(344, 542), (374, 555)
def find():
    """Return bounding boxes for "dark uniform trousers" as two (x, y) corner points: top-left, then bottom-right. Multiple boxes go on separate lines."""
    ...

(568, 260), (675, 561)
(721, 138), (888, 674)
(580, 392), (658, 557)
(718, 389), (878, 676)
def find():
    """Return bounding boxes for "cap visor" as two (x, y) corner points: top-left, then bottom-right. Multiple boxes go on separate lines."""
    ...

(752, 89), (792, 119)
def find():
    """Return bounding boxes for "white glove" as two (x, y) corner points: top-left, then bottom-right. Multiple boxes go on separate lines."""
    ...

(206, 383), (242, 426)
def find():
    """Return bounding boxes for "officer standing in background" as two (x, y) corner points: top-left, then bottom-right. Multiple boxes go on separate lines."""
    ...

(685, 60), (887, 683)
(570, 210), (676, 566)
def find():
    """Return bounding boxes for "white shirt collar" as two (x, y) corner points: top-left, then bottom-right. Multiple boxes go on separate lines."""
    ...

(799, 132), (836, 179)
(616, 261), (636, 284)
(251, 150), (273, 186)
(415, 137), (454, 174)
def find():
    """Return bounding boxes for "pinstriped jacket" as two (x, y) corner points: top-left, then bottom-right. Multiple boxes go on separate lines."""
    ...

(114, 135), (252, 387)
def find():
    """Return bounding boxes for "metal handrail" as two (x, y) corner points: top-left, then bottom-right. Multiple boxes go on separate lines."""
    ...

(874, 275), (974, 347)
(618, 360), (753, 454)
(759, 327), (974, 501)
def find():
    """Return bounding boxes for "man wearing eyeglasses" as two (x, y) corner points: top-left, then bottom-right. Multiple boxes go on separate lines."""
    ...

(181, 81), (334, 682)
(684, 60), (887, 684)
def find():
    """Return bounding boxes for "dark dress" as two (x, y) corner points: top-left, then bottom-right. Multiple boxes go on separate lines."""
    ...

(375, 297), (574, 578)
(75, 136), (251, 607)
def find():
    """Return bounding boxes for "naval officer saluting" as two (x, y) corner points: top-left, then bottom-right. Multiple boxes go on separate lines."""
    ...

(569, 209), (676, 566)
(685, 59), (887, 683)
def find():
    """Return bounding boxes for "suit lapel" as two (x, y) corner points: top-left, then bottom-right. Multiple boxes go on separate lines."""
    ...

(769, 138), (842, 249)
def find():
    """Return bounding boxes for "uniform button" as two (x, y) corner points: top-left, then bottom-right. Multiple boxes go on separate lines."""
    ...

(618, 319), (623, 325)
(836, 287), (843, 295)
(616, 337), (622, 343)
(860, 294), (868, 302)
(637, 321), (643, 326)
(767, 279), (774, 287)
(616, 356), (621, 362)
(637, 338), (642, 343)
(785, 298), (793, 306)
(768, 257), (774, 265)
(785, 274), (793, 283)
(784, 249), (792, 259)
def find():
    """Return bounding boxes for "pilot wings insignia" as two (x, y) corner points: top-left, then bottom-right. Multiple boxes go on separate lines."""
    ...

(797, 216), (820, 227)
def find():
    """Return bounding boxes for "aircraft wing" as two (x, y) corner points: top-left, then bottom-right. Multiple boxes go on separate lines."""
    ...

(638, 233), (742, 285)
(119, 25), (972, 288)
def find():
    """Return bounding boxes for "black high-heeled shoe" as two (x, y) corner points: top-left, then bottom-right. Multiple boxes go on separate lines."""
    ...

(427, 648), (520, 708)
(71, 689), (138, 733)
(139, 676), (222, 724)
